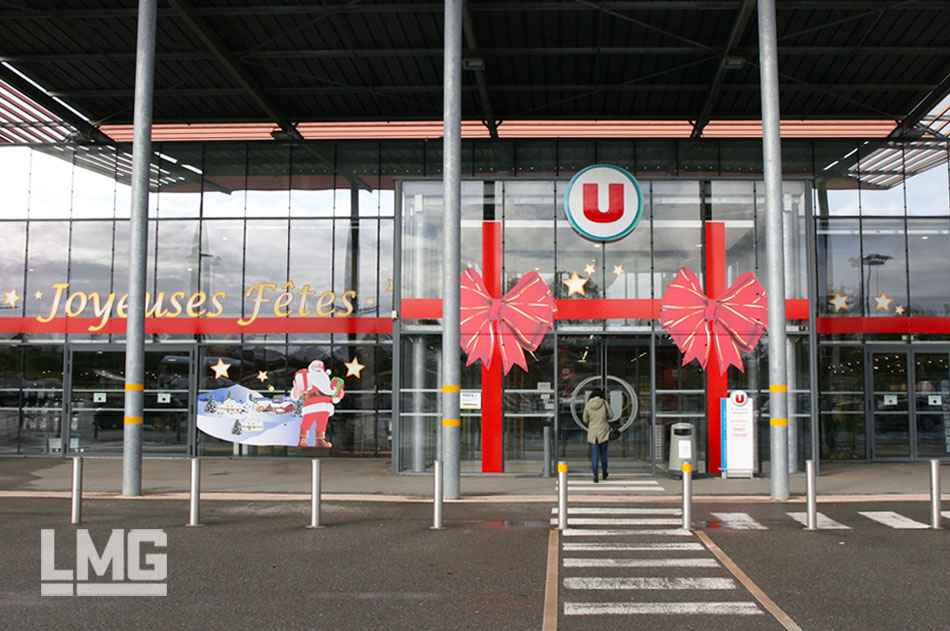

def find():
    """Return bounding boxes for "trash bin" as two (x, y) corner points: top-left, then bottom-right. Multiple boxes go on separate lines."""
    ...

(668, 422), (696, 473)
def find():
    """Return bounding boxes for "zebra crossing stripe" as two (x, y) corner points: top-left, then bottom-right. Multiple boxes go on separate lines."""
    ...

(562, 528), (690, 537)
(549, 517), (682, 526)
(564, 577), (736, 590)
(551, 507), (681, 515)
(567, 479), (660, 486)
(566, 486), (663, 492)
(565, 602), (763, 616)
(787, 512), (851, 530)
(563, 542), (704, 551)
(709, 512), (768, 530)
(563, 558), (719, 568)
(859, 511), (930, 529)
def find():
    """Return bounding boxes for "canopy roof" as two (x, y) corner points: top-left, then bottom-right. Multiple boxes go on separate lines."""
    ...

(1, 1), (949, 144)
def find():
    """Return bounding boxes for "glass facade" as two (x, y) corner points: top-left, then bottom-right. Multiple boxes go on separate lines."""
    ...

(0, 138), (948, 473)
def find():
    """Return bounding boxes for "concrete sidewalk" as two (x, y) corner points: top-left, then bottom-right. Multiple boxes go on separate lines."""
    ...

(0, 456), (945, 501)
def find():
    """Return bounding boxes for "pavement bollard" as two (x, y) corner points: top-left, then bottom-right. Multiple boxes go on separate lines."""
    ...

(556, 462), (568, 531)
(187, 457), (201, 527)
(806, 459), (817, 531)
(681, 463), (692, 531)
(431, 459), (444, 530)
(931, 459), (942, 530)
(307, 459), (324, 529)
(542, 426), (552, 478)
(71, 456), (83, 525)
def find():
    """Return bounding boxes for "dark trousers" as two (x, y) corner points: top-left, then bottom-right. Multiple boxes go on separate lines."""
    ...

(590, 440), (608, 477)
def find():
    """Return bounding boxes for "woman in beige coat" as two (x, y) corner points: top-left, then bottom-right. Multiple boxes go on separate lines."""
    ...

(583, 387), (613, 483)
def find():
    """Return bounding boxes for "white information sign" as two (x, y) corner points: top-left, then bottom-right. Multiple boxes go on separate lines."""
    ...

(460, 391), (482, 410)
(884, 394), (898, 406)
(678, 440), (692, 460)
(93, 392), (106, 403)
(157, 392), (171, 404)
(722, 390), (755, 478)
(929, 395), (942, 407)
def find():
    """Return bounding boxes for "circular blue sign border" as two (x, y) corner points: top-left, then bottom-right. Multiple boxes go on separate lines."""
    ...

(564, 164), (644, 242)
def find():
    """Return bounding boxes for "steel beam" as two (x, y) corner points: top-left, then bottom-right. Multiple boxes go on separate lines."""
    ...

(691, 0), (756, 138)
(462, 0), (499, 139)
(168, 0), (302, 140)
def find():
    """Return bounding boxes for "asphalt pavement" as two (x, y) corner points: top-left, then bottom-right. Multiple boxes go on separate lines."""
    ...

(1, 457), (949, 631)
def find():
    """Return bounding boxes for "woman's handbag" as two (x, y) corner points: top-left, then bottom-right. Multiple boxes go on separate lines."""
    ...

(608, 423), (621, 441)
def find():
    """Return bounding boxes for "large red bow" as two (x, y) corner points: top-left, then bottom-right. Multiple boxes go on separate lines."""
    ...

(659, 267), (768, 374)
(460, 269), (557, 374)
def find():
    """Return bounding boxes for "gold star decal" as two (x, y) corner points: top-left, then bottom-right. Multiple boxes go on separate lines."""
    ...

(2, 289), (21, 308)
(257, 370), (268, 382)
(33, 291), (43, 300)
(210, 358), (232, 379)
(584, 263), (596, 276)
(612, 265), (624, 276)
(829, 292), (849, 312)
(562, 271), (589, 297)
(874, 291), (893, 311)
(366, 297), (376, 307)
(344, 357), (365, 379)
(386, 278), (393, 292)
(895, 305), (905, 315)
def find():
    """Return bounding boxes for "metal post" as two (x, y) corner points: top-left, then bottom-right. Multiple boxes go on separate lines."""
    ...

(441, 0), (463, 500)
(431, 460), (444, 530)
(681, 463), (692, 531)
(556, 462), (568, 531)
(122, 0), (158, 497)
(931, 459), (942, 530)
(187, 458), (201, 527)
(543, 426), (553, 477)
(806, 459), (817, 530)
(758, 0), (789, 501)
(70, 456), (83, 525)
(308, 459), (323, 529)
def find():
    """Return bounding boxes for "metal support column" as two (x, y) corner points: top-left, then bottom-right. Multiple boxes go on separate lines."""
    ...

(122, 0), (157, 497)
(441, 0), (463, 500)
(757, 0), (789, 501)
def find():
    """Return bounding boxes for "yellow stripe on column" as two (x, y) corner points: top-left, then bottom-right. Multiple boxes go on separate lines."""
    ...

(557, 463), (568, 473)
(769, 385), (787, 393)
(125, 383), (144, 391)
(769, 418), (788, 426)
(442, 419), (461, 427)
(442, 385), (461, 393)
(124, 416), (143, 425)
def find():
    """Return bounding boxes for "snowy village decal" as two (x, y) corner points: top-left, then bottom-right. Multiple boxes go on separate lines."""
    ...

(197, 358), (358, 447)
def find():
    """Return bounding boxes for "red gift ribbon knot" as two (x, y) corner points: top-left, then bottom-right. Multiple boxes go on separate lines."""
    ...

(460, 269), (557, 374)
(659, 267), (768, 375)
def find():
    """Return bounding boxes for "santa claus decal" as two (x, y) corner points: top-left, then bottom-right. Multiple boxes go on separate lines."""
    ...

(291, 359), (344, 448)
(196, 357), (348, 449)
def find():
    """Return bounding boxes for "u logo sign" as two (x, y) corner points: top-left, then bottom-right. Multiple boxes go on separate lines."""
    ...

(583, 183), (624, 223)
(565, 165), (643, 241)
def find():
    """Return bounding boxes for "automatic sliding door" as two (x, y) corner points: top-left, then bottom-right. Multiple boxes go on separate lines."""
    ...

(870, 351), (910, 458)
(914, 352), (950, 458)
(68, 348), (192, 455)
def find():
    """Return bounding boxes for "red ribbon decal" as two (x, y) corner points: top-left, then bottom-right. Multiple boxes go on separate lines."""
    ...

(659, 267), (768, 374)
(460, 269), (557, 374)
